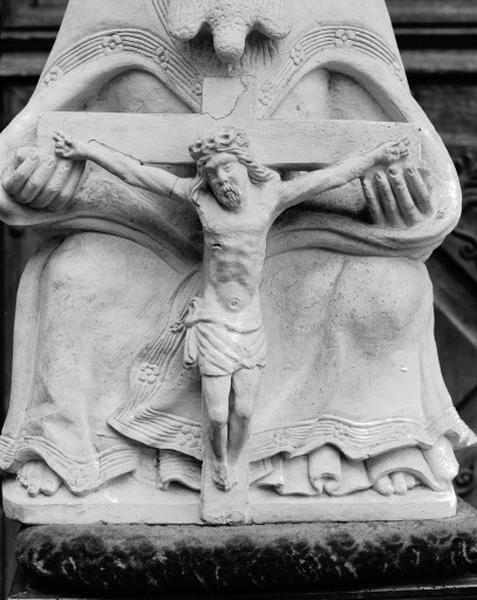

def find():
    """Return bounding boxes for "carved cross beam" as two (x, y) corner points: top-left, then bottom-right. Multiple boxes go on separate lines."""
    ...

(38, 76), (423, 171)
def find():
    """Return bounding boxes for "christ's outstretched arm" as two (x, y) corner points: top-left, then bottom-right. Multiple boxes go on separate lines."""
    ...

(53, 131), (192, 202)
(275, 138), (410, 214)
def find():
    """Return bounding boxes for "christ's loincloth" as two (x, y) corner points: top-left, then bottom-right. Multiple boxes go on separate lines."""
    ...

(183, 298), (267, 377)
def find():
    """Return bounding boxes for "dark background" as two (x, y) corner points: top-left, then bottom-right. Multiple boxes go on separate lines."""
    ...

(1, 0), (477, 597)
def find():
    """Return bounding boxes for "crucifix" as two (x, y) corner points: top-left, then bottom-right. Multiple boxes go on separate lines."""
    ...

(39, 75), (425, 524)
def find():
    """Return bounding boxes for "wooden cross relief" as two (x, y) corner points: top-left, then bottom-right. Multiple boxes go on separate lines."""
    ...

(37, 76), (423, 524)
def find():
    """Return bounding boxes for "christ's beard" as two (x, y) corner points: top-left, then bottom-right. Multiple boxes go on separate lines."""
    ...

(216, 183), (243, 210)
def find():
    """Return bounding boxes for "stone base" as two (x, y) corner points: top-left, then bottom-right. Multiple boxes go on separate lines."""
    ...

(10, 577), (477, 600)
(14, 501), (477, 596)
(3, 477), (457, 524)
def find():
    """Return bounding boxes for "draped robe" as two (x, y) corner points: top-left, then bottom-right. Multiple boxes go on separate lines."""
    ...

(0, 2), (474, 496)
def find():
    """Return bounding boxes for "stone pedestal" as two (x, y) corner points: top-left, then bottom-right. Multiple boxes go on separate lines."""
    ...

(11, 579), (477, 600)
(11, 502), (477, 597)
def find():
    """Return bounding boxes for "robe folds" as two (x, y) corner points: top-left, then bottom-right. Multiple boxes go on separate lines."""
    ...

(0, 186), (474, 495)
(0, 0), (474, 495)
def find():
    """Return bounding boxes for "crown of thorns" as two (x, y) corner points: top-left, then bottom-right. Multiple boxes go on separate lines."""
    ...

(189, 127), (250, 163)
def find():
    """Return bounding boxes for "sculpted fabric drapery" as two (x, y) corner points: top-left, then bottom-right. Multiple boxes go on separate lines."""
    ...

(0, 0), (474, 506)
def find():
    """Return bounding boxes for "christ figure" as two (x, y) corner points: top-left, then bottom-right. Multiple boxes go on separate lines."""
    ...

(54, 127), (413, 492)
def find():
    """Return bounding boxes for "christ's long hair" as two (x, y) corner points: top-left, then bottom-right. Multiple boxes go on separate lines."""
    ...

(188, 127), (278, 204)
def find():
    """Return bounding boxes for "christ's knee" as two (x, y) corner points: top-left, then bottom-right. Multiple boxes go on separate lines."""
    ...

(205, 400), (228, 432)
(203, 391), (229, 463)
(231, 368), (261, 420)
(202, 376), (231, 423)
(209, 414), (228, 433)
(232, 394), (254, 422)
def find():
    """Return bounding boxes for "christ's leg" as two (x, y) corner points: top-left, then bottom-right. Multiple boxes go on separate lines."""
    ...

(202, 374), (234, 491)
(229, 367), (262, 475)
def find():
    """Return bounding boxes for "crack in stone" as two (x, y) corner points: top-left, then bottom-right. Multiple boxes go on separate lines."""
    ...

(203, 76), (251, 122)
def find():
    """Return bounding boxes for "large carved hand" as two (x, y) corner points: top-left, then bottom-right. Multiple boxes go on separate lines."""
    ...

(1, 145), (85, 211)
(360, 164), (433, 228)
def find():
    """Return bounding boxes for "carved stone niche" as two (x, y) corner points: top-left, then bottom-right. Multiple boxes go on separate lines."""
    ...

(0, 0), (474, 526)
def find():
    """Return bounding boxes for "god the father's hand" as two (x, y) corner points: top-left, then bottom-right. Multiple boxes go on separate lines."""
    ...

(1, 145), (85, 211)
(361, 163), (433, 228)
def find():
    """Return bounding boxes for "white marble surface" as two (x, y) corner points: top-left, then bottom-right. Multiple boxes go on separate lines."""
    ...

(0, 0), (474, 524)
(3, 478), (457, 524)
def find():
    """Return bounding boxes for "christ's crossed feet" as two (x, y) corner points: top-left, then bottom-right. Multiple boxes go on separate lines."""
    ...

(213, 461), (238, 492)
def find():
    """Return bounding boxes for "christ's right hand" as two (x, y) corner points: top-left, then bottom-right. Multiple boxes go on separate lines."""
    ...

(53, 130), (88, 161)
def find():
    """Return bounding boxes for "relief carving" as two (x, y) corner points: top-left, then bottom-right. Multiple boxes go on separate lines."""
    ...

(167, 0), (291, 64)
(257, 23), (407, 117)
(39, 29), (203, 110)
(0, 0), (474, 525)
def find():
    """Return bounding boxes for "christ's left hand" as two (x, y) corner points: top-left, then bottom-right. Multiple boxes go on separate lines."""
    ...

(371, 138), (410, 167)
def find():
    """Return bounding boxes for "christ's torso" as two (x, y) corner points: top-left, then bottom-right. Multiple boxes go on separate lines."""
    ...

(195, 186), (275, 328)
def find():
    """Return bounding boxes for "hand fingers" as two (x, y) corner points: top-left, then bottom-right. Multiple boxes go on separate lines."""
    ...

(387, 167), (422, 226)
(374, 171), (405, 227)
(16, 154), (57, 205)
(0, 145), (38, 189)
(54, 138), (71, 152)
(361, 177), (386, 226)
(47, 161), (85, 211)
(35, 159), (78, 209)
(1, 156), (23, 193)
(1, 154), (41, 197)
(15, 146), (37, 164)
(389, 137), (410, 153)
(54, 147), (69, 158)
(404, 165), (433, 215)
(54, 139), (71, 148)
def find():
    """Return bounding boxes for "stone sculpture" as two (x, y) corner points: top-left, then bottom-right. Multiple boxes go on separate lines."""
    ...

(52, 126), (414, 497)
(0, 0), (475, 524)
